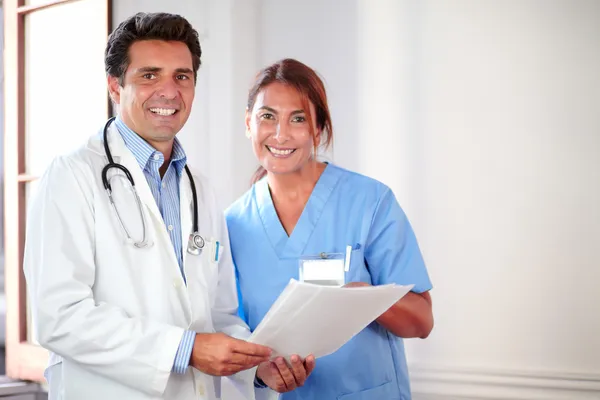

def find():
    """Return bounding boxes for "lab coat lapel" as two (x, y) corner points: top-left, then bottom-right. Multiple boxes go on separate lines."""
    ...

(108, 129), (164, 227)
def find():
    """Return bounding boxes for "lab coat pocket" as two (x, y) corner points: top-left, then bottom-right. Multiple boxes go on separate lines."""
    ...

(201, 239), (222, 300)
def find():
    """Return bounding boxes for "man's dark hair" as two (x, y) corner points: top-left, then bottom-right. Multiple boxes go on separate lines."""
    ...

(105, 12), (202, 85)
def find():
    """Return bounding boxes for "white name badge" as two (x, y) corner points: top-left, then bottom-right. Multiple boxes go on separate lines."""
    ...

(299, 247), (353, 286)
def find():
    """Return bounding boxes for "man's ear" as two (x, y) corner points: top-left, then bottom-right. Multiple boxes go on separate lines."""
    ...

(107, 75), (121, 105)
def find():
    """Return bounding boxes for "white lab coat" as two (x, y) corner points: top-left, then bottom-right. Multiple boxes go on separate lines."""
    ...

(23, 123), (256, 400)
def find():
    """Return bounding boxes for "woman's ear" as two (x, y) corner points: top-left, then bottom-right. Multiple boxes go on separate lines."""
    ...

(245, 109), (252, 138)
(314, 128), (323, 148)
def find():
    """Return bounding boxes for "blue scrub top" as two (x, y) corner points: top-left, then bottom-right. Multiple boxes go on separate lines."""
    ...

(226, 163), (432, 400)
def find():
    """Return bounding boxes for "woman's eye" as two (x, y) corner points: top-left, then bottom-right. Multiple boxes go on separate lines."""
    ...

(260, 113), (274, 120)
(292, 115), (306, 123)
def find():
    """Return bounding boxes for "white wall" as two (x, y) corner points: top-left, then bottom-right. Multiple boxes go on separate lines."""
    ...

(402, 0), (600, 366)
(251, 0), (600, 398)
(0, 5), (6, 345)
(395, 1), (600, 398)
(113, 1), (600, 398)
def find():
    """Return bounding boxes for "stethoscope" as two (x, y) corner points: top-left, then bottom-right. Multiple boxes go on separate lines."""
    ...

(101, 117), (205, 255)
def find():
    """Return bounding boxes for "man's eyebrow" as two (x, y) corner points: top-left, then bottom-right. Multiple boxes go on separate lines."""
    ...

(135, 67), (193, 75)
(136, 66), (162, 73)
(175, 67), (194, 74)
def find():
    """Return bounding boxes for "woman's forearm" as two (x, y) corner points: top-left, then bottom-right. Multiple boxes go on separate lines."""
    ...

(376, 291), (434, 338)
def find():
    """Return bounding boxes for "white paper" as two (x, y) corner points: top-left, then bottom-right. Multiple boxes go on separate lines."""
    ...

(248, 279), (414, 360)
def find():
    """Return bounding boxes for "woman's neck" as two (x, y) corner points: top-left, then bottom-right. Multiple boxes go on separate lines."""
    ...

(267, 161), (327, 203)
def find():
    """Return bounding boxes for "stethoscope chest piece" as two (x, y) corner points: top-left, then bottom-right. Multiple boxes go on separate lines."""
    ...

(187, 232), (205, 255)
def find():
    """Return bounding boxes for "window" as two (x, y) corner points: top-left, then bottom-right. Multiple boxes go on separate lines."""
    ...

(3, 0), (111, 381)
(1, 2), (6, 376)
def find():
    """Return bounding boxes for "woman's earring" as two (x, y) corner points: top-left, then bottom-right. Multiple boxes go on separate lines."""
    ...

(245, 130), (251, 139)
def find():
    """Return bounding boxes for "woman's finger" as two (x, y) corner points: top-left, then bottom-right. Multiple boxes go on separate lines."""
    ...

(274, 357), (296, 391)
(289, 355), (308, 386)
(304, 354), (316, 376)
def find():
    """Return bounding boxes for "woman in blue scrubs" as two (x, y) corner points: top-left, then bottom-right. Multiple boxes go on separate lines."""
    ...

(226, 58), (434, 399)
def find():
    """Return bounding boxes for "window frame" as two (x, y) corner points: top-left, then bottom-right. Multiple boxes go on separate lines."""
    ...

(3, 0), (112, 381)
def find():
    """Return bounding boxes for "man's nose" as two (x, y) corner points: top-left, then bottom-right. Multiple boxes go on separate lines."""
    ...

(156, 78), (178, 99)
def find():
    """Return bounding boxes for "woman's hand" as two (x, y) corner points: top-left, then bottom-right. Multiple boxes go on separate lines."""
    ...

(343, 281), (370, 288)
(256, 354), (316, 392)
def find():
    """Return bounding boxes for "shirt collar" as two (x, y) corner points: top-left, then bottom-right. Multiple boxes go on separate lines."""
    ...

(170, 138), (187, 177)
(114, 115), (187, 175)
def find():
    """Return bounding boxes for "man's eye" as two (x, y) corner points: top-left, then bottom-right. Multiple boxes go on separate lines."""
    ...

(143, 73), (156, 80)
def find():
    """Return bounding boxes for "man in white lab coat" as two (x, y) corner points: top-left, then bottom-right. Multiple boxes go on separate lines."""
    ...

(23, 12), (309, 400)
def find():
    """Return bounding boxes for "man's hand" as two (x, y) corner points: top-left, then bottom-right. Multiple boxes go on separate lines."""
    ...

(256, 355), (316, 393)
(190, 333), (272, 376)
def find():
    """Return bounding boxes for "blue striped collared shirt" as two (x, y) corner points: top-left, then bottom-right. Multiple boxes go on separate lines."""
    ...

(115, 116), (195, 375)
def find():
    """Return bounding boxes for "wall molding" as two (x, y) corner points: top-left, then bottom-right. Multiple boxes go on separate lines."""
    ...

(409, 364), (600, 400)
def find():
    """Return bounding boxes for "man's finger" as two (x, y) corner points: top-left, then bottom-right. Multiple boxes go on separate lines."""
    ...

(289, 355), (307, 386)
(274, 357), (296, 390)
(228, 353), (271, 367)
(231, 339), (272, 357)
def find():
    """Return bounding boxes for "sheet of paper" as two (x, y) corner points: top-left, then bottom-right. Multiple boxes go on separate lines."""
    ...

(248, 279), (414, 360)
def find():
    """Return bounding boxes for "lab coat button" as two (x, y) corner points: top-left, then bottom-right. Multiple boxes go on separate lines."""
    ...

(198, 384), (205, 396)
(173, 279), (182, 289)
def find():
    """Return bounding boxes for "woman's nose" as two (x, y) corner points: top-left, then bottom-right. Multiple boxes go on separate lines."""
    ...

(273, 122), (291, 143)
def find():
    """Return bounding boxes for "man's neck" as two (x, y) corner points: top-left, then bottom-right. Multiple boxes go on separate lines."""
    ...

(117, 115), (174, 178)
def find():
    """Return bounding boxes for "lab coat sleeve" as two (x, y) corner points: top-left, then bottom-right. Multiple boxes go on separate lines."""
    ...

(364, 187), (433, 293)
(23, 157), (184, 396)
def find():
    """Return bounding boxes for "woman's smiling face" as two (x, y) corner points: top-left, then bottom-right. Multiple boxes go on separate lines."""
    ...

(246, 82), (319, 176)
